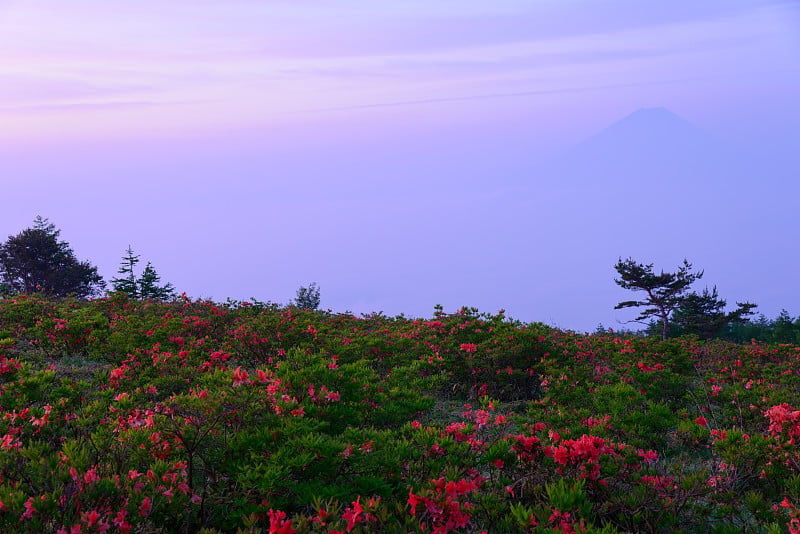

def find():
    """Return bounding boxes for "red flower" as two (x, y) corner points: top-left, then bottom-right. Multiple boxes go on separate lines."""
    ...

(638, 449), (658, 464)
(695, 416), (708, 427)
(139, 497), (152, 517)
(342, 497), (363, 532)
(81, 509), (103, 528)
(408, 488), (422, 516)
(267, 509), (296, 534)
(551, 445), (570, 465)
(232, 366), (250, 386)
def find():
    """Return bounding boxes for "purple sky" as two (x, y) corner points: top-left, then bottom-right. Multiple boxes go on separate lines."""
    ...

(2, 1), (799, 331)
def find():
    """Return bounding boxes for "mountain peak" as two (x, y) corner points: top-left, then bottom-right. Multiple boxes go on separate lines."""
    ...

(565, 107), (724, 162)
(534, 106), (746, 192)
(631, 106), (678, 117)
(629, 106), (676, 116)
(601, 107), (698, 135)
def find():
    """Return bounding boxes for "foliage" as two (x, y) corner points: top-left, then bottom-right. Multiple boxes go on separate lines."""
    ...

(773, 310), (800, 344)
(671, 286), (757, 339)
(720, 310), (800, 344)
(138, 262), (175, 300)
(111, 246), (175, 301)
(614, 257), (703, 339)
(0, 217), (105, 299)
(294, 282), (321, 310)
(0, 295), (799, 533)
(110, 245), (140, 298)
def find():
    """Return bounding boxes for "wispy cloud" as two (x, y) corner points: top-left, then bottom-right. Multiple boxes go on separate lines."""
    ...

(0, 0), (796, 139)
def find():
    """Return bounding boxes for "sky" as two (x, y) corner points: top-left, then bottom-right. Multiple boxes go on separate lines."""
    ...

(1, 0), (799, 331)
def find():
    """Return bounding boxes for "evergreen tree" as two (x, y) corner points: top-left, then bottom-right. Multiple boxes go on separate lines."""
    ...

(0, 217), (105, 298)
(110, 247), (175, 301)
(671, 286), (756, 339)
(613, 258), (703, 339)
(111, 246), (140, 298)
(773, 309), (798, 343)
(138, 262), (175, 301)
(294, 282), (320, 310)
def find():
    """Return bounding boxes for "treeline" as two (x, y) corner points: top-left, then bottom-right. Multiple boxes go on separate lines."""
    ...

(673, 310), (800, 344)
(2, 219), (796, 342)
(0, 217), (321, 309)
(595, 311), (800, 344)
(0, 217), (174, 300)
(610, 257), (798, 343)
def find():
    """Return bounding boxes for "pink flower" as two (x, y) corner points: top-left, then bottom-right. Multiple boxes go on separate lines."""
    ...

(84, 467), (99, 484)
(22, 497), (36, 519)
(638, 449), (658, 464)
(232, 366), (250, 386)
(256, 369), (271, 383)
(82, 509), (101, 527)
(108, 365), (126, 386)
(112, 510), (131, 533)
(460, 343), (477, 354)
(766, 404), (800, 434)
(139, 497), (152, 517)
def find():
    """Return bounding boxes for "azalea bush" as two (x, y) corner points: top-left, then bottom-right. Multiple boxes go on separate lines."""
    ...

(0, 294), (799, 532)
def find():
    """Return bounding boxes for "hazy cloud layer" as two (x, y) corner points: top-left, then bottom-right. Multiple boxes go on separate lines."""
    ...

(1, 0), (796, 139)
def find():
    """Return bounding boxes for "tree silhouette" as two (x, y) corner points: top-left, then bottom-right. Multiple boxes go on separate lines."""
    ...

(613, 257), (703, 339)
(111, 246), (174, 301)
(671, 286), (757, 339)
(294, 282), (320, 310)
(111, 245), (140, 298)
(0, 217), (105, 298)
(138, 262), (175, 300)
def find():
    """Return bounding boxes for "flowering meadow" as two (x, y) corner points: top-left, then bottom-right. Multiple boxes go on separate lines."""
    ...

(1, 294), (799, 533)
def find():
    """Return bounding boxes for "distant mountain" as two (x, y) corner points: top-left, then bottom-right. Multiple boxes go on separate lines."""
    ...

(536, 107), (752, 194)
(486, 106), (791, 264)
(570, 107), (729, 165)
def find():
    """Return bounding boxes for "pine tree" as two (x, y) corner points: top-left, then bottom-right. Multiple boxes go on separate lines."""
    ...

(672, 286), (756, 339)
(138, 262), (175, 301)
(773, 310), (798, 343)
(110, 247), (175, 301)
(613, 258), (703, 339)
(111, 246), (140, 298)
